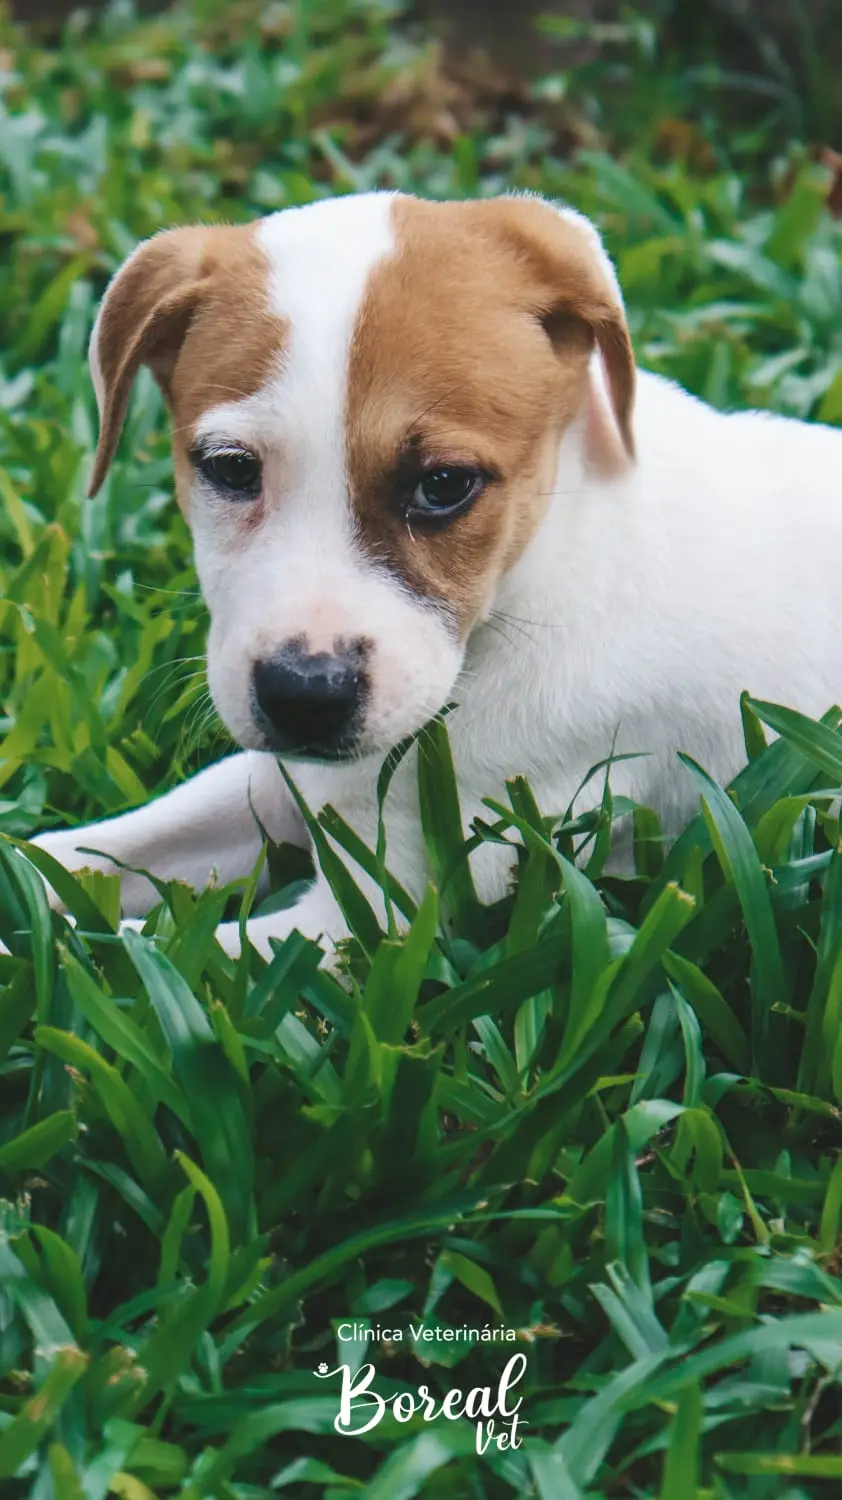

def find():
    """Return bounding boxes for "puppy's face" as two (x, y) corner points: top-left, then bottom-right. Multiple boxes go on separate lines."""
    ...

(90, 193), (634, 761)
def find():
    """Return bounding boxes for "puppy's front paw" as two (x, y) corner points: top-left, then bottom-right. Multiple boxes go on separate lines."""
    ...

(216, 882), (350, 961)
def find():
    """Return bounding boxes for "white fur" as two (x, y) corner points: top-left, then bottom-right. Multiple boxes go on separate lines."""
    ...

(27, 192), (842, 960)
(31, 753), (296, 911)
(191, 193), (464, 757)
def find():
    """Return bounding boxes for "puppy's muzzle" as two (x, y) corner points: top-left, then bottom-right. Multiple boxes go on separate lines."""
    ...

(252, 639), (368, 759)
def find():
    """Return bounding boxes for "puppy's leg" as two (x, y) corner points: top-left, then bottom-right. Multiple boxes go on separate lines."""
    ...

(212, 880), (349, 959)
(214, 779), (427, 960)
(31, 751), (303, 915)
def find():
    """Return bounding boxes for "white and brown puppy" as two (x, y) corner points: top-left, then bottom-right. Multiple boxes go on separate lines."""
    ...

(31, 191), (842, 956)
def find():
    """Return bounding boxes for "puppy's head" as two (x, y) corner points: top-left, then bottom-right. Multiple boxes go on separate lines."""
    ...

(90, 193), (635, 762)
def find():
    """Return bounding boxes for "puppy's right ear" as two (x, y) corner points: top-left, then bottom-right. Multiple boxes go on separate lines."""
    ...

(88, 227), (212, 496)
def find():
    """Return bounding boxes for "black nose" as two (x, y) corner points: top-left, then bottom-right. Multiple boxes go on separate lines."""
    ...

(252, 641), (367, 757)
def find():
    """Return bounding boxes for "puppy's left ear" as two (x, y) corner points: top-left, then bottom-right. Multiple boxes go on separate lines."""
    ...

(87, 226), (217, 496)
(485, 197), (636, 475)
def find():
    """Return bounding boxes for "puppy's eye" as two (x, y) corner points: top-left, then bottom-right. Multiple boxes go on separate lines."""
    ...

(410, 466), (485, 517)
(195, 448), (262, 498)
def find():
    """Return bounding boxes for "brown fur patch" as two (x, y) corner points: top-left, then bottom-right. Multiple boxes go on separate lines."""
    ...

(89, 224), (285, 505)
(345, 195), (634, 633)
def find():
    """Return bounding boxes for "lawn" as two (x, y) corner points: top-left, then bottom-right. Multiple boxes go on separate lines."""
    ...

(2, 2), (842, 1496)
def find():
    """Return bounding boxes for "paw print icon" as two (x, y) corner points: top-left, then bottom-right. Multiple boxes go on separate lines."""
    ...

(316, 1362), (330, 1375)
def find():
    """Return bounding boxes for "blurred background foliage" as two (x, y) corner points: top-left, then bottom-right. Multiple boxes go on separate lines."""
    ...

(3, 3), (842, 1497)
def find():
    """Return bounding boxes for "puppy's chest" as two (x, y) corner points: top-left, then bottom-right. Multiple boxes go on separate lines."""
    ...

(447, 626), (740, 820)
(451, 624), (590, 782)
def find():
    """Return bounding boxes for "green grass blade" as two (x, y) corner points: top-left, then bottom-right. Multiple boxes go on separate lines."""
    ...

(33, 1025), (168, 1193)
(746, 697), (842, 781)
(0, 1346), (87, 1479)
(417, 716), (483, 938)
(0, 1111), (76, 1174)
(659, 1382), (703, 1500)
(679, 754), (785, 1071)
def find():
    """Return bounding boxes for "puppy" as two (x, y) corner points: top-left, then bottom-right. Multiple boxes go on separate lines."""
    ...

(30, 191), (842, 957)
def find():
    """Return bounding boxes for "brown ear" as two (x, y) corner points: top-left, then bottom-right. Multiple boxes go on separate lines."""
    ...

(87, 227), (215, 496)
(477, 197), (636, 473)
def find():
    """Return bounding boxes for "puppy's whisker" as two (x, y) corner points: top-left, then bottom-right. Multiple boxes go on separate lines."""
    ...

(481, 617), (518, 649)
(146, 670), (207, 720)
(406, 387), (461, 437)
(493, 610), (565, 634)
(472, 610), (532, 649)
(134, 579), (199, 591)
(134, 584), (202, 599)
(143, 658), (208, 711)
(144, 655), (206, 678)
(180, 693), (221, 760)
(532, 486), (585, 500)
(488, 611), (539, 646)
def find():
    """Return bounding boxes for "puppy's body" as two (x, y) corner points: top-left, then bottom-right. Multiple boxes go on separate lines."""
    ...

(31, 193), (842, 955)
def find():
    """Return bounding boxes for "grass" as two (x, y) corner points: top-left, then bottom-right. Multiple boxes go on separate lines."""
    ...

(2, 0), (842, 1495)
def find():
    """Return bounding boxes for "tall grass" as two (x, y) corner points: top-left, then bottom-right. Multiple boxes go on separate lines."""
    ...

(2, 2), (842, 1495)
